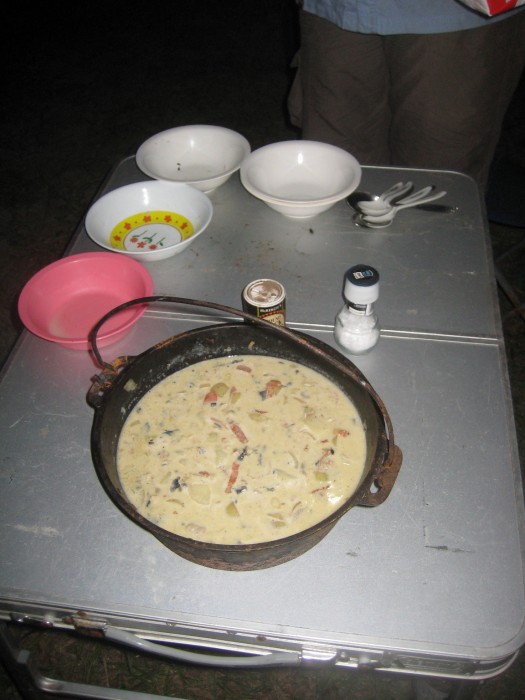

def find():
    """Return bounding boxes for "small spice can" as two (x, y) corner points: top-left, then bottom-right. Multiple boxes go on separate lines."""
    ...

(242, 278), (286, 326)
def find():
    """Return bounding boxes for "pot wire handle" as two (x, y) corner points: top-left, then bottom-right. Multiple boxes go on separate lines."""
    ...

(89, 295), (401, 469)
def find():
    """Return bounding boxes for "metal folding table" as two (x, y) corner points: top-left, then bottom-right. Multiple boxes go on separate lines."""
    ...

(1, 158), (523, 697)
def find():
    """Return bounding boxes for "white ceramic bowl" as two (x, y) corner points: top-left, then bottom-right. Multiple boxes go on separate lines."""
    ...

(85, 181), (213, 262)
(240, 140), (362, 218)
(136, 125), (251, 192)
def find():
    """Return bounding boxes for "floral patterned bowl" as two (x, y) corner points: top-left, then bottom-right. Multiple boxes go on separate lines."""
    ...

(85, 181), (213, 261)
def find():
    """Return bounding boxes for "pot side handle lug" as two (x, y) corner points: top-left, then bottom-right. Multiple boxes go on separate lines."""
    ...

(86, 355), (134, 409)
(355, 444), (403, 507)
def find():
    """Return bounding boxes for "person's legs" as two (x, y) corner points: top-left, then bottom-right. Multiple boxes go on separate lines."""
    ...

(288, 11), (392, 165)
(386, 13), (525, 190)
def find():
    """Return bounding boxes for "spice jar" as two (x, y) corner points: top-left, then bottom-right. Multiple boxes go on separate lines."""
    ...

(334, 264), (380, 355)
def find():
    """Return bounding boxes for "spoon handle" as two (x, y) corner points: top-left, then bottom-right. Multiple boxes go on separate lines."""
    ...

(393, 190), (447, 211)
(395, 185), (434, 205)
(379, 181), (414, 203)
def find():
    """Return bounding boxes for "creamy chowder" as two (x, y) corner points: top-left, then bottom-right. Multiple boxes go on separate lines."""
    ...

(117, 355), (367, 545)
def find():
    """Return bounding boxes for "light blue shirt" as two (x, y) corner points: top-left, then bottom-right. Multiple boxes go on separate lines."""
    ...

(302, 0), (523, 34)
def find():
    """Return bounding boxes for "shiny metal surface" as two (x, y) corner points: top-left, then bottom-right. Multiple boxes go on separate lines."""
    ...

(0, 160), (522, 676)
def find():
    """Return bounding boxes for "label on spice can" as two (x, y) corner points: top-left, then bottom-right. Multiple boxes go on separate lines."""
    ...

(242, 278), (286, 326)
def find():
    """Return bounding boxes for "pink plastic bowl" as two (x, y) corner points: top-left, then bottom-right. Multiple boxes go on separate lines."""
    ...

(18, 252), (154, 350)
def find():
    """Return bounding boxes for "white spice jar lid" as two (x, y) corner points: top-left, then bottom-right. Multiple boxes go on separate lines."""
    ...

(343, 264), (380, 304)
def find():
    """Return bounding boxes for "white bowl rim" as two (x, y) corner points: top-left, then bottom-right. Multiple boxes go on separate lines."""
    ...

(136, 124), (251, 183)
(240, 139), (362, 206)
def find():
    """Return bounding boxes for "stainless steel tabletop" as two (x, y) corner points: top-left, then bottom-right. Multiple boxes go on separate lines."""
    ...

(68, 157), (500, 341)
(0, 158), (523, 679)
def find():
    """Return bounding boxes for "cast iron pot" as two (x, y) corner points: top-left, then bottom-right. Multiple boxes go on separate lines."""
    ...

(87, 296), (403, 571)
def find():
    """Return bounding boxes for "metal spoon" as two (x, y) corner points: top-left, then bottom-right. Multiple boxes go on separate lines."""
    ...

(353, 203), (458, 228)
(346, 190), (375, 209)
(354, 181), (414, 213)
(357, 190), (448, 226)
(358, 185), (435, 216)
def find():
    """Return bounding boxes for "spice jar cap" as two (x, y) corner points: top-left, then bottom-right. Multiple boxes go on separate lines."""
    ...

(343, 264), (380, 304)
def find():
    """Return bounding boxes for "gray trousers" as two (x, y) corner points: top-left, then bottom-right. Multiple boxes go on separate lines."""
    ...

(288, 10), (525, 190)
